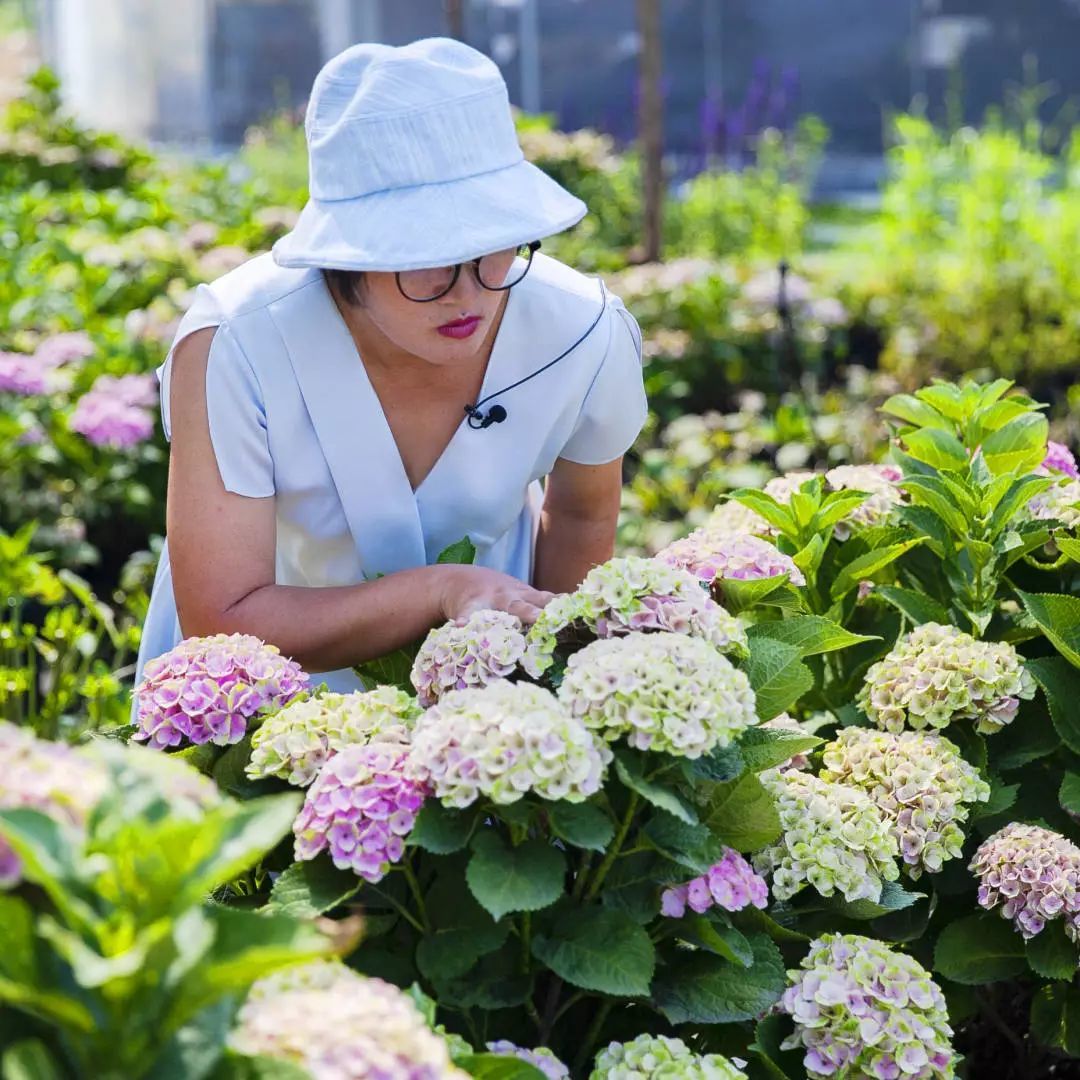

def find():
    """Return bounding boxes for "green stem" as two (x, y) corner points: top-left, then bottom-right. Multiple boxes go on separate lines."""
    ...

(585, 793), (639, 901)
(370, 885), (425, 934)
(570, 851), (594, 901)
(552, 990), (586, 1025)
(573, 998), (615, 1073)
(402, 860), (430, 932)
(520, 911), (531, 973)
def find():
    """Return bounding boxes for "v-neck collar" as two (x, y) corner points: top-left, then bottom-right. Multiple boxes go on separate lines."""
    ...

(268, 274), (517, 576)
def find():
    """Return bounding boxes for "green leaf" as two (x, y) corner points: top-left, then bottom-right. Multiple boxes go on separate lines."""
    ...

(684, 743), (745, 784)
(751, 1014), (805, 1080)
(677, 916), (754, 967)
(1, 1041), (64, 1080)
(416, 920), (510, 982)
(875, 586), (950, 626)
(1060, 773), (1080, 817)
(408, 804), (476, 854)
(652, 933), (785, 1023)
(987, 475), (1054, 539)
(881, 393), (951, 429)
(898, 477), (971, 536)
(531, 908), (654, 996)
(614, 752), (698, 825)
(151, 999), (234, 1080)
(1026, 921), (1080, 980)
(354, 645), (420, 694)
(902, 428), (968, 472)
(717, 574), (790, 615)
(1027, 656), (1080, 753)
(912, 383), (967, 421)
(436, 537), (477, 565)
(737, 727), (821, 773)
(981, 413), (1049, 476)
(1030, 983), (1080, 1056)
(828, 881), (923, 921)
(465, 832), (565, 921)
(0, 896), (38, 987)
(727, 491), (796, 536)
(210, 736), (267, 800)
(1057, 537), (1080, 564)
(644, 812), (727, 874)
(455, 1054), (546, 1080)
(829, 539), (925, 602)
(547, 802), (614, 852)
(933, 914), (1026, 984)
(701, 773), (782, 852)
(1017, 592), (1080, 669)
(266, 860), (360, 918)
(744, 639), (813, 721)
(210, 1053), (311, 1080)
(747, 615), (877, 658)
(970, 779), (1019, 822)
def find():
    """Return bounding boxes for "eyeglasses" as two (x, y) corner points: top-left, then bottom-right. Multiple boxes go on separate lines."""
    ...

(396, 240), (541, 303)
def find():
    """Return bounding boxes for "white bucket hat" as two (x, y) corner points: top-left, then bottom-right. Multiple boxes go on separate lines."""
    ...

(272, 37), (588, 273)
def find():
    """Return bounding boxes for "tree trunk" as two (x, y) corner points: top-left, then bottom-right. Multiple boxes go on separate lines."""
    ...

(637, 0), (664, 263)
(444, 0), (465, 42)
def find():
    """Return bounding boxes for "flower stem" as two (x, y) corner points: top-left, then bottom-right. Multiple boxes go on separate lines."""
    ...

(585, 793), (640, 901)
(573, 998), (615, 1073)
(370, 886), (425, 934)
(402, 861), (431, 932)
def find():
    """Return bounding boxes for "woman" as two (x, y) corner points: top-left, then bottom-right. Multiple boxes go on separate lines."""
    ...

(135, 37), (648, 694)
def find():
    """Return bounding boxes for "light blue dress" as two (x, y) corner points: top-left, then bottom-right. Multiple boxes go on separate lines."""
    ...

(135, 251), (648, 693)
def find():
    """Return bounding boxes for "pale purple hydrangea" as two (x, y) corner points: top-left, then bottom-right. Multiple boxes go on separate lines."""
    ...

(248, 688), (420, 787)
(591, 1034), (747, 1080)
(763, 470), (818, 504)
(660, 847), (768, 918)
(970, 823), (1080, 940)
(756, 770), (900, 903)
(557, 633), (757, 759)
(231, 961), (466, 1079)
(411, 609), (527, 707)
(524, 556), (747, 678)
(824, 464), (906, 539)
(858, 623), (1035, 736)
(0, 723), (108, 889)
(33, 331), (95, 368)
(700, 499), (773, 540)
(1040, 440), (1080, 480)
(69, 373), (157, 449)
(658, 531), (805, 588)
(778, 934), (955, 1080)
(1027, 478), (1080, 530)
(820, 729), (990, 879)
(0, 351), (66, 395)
(133, 633), (309, 749)
(407, 681), (610, 808)
(294, 741), (428, 883)
(487, 1042), (569, 1079)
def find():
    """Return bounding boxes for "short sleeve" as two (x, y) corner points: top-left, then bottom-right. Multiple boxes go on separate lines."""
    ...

(559, 297), (649, 465)
(158, 311), (275, 498)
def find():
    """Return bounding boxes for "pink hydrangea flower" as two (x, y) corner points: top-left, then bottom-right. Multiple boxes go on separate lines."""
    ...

(411, 609), (527, 707)
(778, 934), (955, 1080)
(658, 532), (805, 588)
(487, 1042), (568, 1079)
(294, 742), (428, 883)
(1040, 440), (1080, 480)
(69, 373), (158, 449)
(660, 848), (768, 918)
(33, 331), (94, 368)
(0, 352), (52, 395)
(133, 633), (309, 749)
(970, 823), (1080, 939)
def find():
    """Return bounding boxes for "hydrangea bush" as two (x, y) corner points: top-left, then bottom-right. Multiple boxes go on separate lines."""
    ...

(10, 377), (1080, 1077)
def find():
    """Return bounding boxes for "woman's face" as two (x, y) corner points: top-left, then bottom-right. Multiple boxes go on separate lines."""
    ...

(353, 248), (520, 368)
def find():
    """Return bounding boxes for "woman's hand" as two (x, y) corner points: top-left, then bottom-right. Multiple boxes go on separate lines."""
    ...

(437, 565), (555, 625)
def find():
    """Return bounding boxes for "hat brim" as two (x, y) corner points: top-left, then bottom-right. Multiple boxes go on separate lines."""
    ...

(271, 159), (587, 272)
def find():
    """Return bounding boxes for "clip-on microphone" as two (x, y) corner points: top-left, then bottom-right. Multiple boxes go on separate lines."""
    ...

(463, 280), (608, 431)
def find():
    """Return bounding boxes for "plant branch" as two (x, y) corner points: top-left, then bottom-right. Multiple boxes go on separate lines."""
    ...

(585, 793), (640, 901)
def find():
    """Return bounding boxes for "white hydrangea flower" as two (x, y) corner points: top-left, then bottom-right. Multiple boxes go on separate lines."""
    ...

(820, 728), (990, 878)
(407, 681), (610, 807)
(248, 688), (419, 787)
(858, 623), (1035, 735)
(558, 633), (757, 758)
(755, 770), (900, 902)
(591, 1034), (747, 1079)
(524, 556), (746, 678)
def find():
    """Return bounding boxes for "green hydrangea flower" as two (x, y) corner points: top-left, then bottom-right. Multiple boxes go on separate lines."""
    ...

(591, 1034), (747, 1079)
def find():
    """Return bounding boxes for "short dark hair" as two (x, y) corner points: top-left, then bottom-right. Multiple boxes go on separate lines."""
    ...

(323, 268), (367, 306)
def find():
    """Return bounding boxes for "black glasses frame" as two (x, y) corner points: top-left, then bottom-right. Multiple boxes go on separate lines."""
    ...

(395, 240), (542, 303)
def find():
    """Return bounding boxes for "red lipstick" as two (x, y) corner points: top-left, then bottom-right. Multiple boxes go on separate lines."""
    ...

(437, 315), (482, 339)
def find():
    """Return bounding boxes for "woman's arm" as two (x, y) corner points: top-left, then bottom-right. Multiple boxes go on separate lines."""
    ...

(166, 328), (552, 673)
(532, 456), (623, 594)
